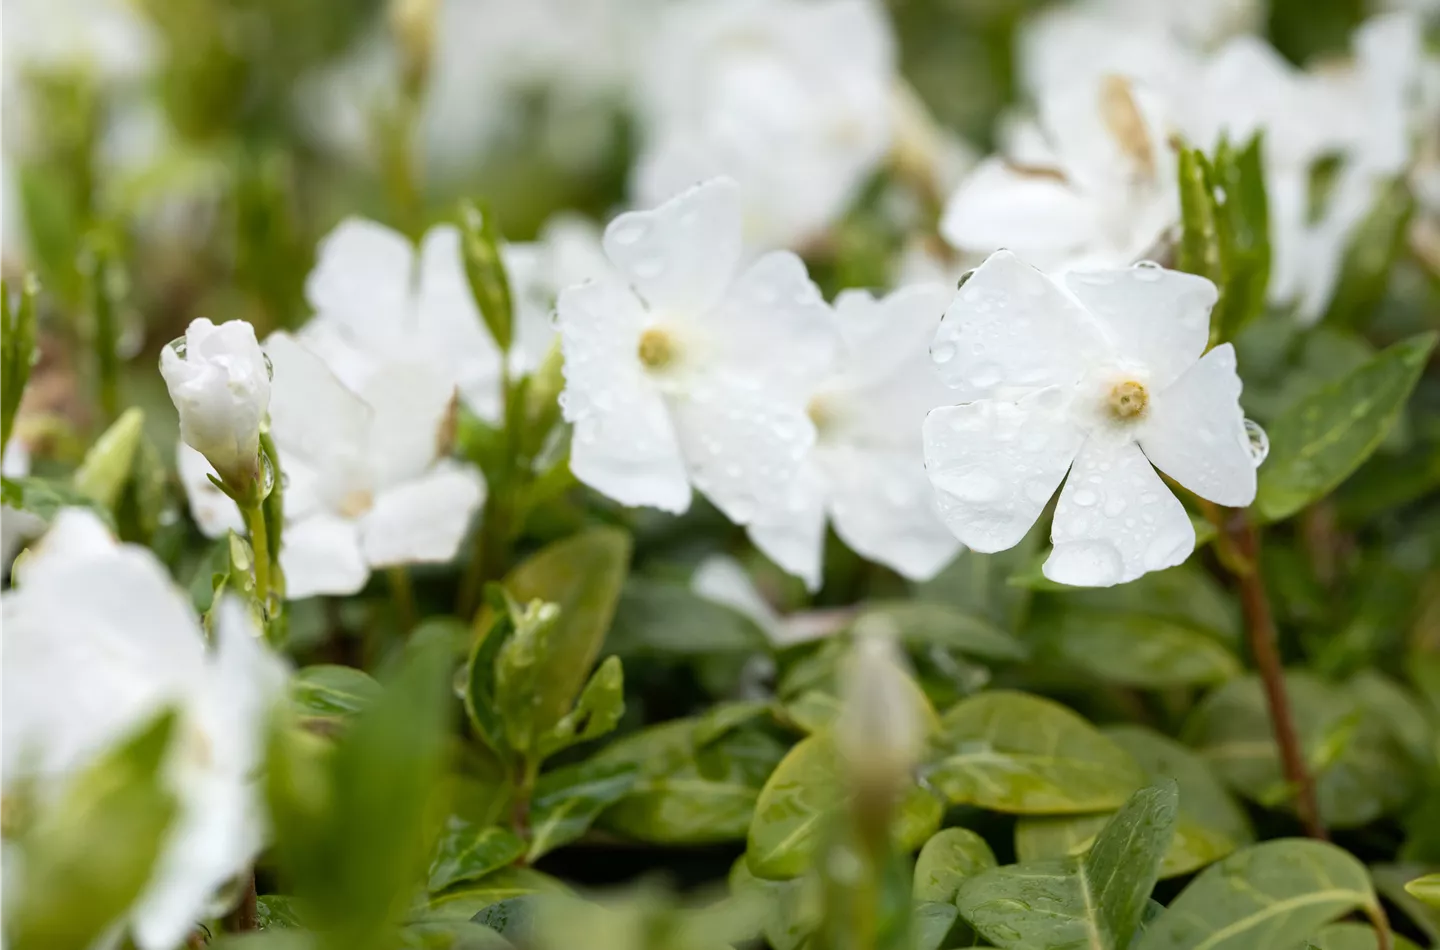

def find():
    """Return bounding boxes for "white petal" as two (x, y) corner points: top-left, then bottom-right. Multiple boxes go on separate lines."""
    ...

(176, 445), (245, 540)
(939, 158), (1099, 267)
(603, 176), (742, 314)
(707, 251), (839, 397)
(1062, 266), (1216, 389)
(1045, 437), (1194, 587)
(672, 375), (815, 525)
(205, 596), (288, 772)
(1140, 343), (1256, 507)
(1038, 74), (1173, 197)
(557, 277), (691, 513)
(833, 283), (951, 385)
(923, 387), (1085, 553)
(14, 507), (119, 586)
(305, 217), (415, 348)
(746, 462), (828, 592)
(360, 461), (485, 568)
(929, 250), (1106, 399)
(415, 225), (505, 422)
(356, 357), (458, 490)
(826, 446), (961, 582)
(279, 514), (369, 599)
(691, 554), (788, 645)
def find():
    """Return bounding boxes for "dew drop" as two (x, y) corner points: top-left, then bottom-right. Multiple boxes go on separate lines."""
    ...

(1243, 418), (1269, 467)
(610, 222), (647, 246)
(932, 342), (957, 364)
(1073, 488), (1098, 507)
(1045, 541), (1123, 586)
(942, 471), (1003, 503)
(633, 255), (666, 279)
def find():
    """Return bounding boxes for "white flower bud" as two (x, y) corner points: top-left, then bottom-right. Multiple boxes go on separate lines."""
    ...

(835, 622), (925, 804)
(160, 318), (270, 492)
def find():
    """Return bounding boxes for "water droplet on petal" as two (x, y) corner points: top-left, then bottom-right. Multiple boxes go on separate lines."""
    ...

(1073, 488), (1098, 507)
(932, 342), (956, 364)
(610, 222), (647, 246)
(1244, 418), (1269, 466)
(1046, 541), (1123, 586)
(945, 471), (1003, 503)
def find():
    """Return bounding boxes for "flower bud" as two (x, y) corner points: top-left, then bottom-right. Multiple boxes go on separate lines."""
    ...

(835, 622), (925, 812)
(160, 318), (270, 494)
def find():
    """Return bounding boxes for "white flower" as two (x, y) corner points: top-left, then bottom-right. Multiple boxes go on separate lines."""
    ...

(504, 213), (609, 376)
(2, 508), (286, 950)
(556, 176), (837, 521)
(923, 251), (1256, 588)
(631, 0), (895, 249)
(1018, 7), (1200, 104)
(160, 318), (271, 491)
(747, 284), (962, 590)
(690, 554), (848, 647)
(179, 331), (485, 599)
(939, 73), (1178, 273)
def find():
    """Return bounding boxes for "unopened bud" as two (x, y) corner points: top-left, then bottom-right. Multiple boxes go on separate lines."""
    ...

(835, 622), (924, 810)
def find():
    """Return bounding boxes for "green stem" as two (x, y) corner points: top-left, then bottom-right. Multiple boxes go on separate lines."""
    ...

(242, 502), (272, 611)
(388, 566), (416, 633)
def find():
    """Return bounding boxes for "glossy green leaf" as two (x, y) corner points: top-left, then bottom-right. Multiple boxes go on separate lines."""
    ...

(72, 407), (144, 509)
(291, 665), (383, 725)
(957, 782), (1178, 950)
(427, 821), (525, 893)
(911, 903), (960, 950)
(1256, 332), (1437, 522)
(1372, 864), (1440, 944)
(851, 601), (1028, 660)
(1322, 176), (1415, 331)
(2, 474), (115, 529)
(457, 200), (514, 350)
(913, 828), (998, 904)
(1305, 921), (1423, 950)
(1134, 839), (1377, 950)
(421, 868), (567, 922)
(729, 858), (821, 950)
(1208, 134), (1271, 343)
(746, 735), (942, 880)
(494, 597), (562, 755)
(402, 920), (513, 950)
(608, 580), (770, 656)
(527, 759), (638, 861)
(924, 690), (1144, 813)
(256, 894), (303, 930)
(539, 655), (625, 759)
(1032, 608), (1241, 687)
(499, 527), (631, 736)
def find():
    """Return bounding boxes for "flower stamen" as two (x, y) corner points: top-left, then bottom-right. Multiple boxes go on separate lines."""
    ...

(1107, 379), (1149, 421)
(637, 327), (677, 370)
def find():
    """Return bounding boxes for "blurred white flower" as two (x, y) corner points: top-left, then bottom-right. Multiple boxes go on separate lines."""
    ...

(2, 508), (286, 950)
(0, 0), (156, 84)
(748, 284), (962, 590)
(632, 0), (895, 249)
(690, 554), (851, 647)
(556, 176), (837, 521)
(939, 73), (1178, 273)
(504, 213), (608, 375)
(160, 318), (271, 492)
(923, 251), (1256, 587)
(180, 331), (485, 599)
(1, 440), (45, 570)
(1019, 7), (1200, 104)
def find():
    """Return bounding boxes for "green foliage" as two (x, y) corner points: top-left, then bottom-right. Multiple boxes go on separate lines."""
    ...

(458, 200), (516, 352)
(1, 274), (40, 454)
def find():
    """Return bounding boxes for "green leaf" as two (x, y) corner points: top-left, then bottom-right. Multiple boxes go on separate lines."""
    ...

(1305, 921), (1424, 950)
(72, 407), (144, 509)
(911, 902), (960, 950)
(1178, 146), (1221, 289)
(851, 602), (1029, 660)
(1208, 134), (1271, 343)
(957, 781), (1178, 950)
(1322, 176), (1415, 331)
(1372, 864), (1440, 945)
(746, 735), (942, 880)
(596, 719), (786, 844)
(9, 710), (178, 950)
(913, 828), (998, 904)
(539, 655), (625, 760)
(498, 527), (631, 737)
(464, 603), (513, 759)
(457, 200), (514, 351)
(290, 665), (383, 726)
(608, 579), (770, 656)
(471, 896), (538, 944)
(402, 919), (514, 950)
(924, 690), (1144, 813)
(1031, 608), (1241, 687)
(1134, 839), (1377, 950)
(1255, 332), (1438, 522)
(2, 474), (116, 529)
(729, 858), (821, 950)
(420, 868), (567, 922)
(427, 821), (525, 893)
(527, 759), (639, 862)
(1, 273), (39, 454)
(1406, 873), (1440, 907)
(256, 894), (303, 930)
(494, 597), (563, 756)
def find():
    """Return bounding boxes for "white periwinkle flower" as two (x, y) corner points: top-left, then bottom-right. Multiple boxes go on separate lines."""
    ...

(923, 251), (1257, 588)
(556, 176), (837, 521)
(747, 284), (962, 590)
(160, 318), (271, 492)
(2, 508), (286, 950)
(179, 331), (485, 599)
(632, 0), (896, 249)
(940, 73), (1178, 273)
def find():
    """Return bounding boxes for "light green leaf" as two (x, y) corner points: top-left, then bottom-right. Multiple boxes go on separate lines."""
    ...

(1372, 864), (1440, 945)
(957, 782), (1178, 950)
(1134, 839), (1376, 950)
(457, 200), (514, 351)
(72, 407), (144, 508)
(2, 474), (116, 529)
(539, 655), (625, 759)
(911, 903), (960, 950)
(913, 828), (998, 904)
(420, 868), (568, 922)
(1, 273), (39, 454)
(729, 857), (821, 950)
(851, 601), (1029, 660)
(526, 759), (639, 862)
(403, 919), (514, 950)
(427, 821), (525, 893)
(256, 894), (303, 930)
(290, 665), (382, 726)
(1405, 873), (1440, 907)
(1256, 332), (1437, 522)
(924, 690), (1144, 813)
(1305, 921), (1424, 950)
(1032, 608), (1241, 687)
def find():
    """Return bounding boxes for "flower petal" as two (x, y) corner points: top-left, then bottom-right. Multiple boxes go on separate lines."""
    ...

(416, 225), (505, 422)
(360, 461), (485, 568)
(1045, 437), (1194, 587)
(558, 276), (691, 513)
(1062, 266), (1216, 389)
(746, 462), (828, 592)
(279, 514), (369, 599)
(357, 357), (458, 490)
(603, 176), (743, 314)
(708, 250), (838, 397)
(176, 445), (245, 539)
(929, 250), (1105, 399)
(923, 386), (1085, 553)
(690, 555), (787, 644)
(826, 445), (961, 582)
(305, 217), (415, 347)
(1140, 343), (1256, 507)
(939, 158), (1100, 268)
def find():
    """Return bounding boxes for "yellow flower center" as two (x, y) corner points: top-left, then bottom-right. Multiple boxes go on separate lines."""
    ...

(1108, 379), (1149, 420)
(637, 328), (677, 370)
(339, 489), (375, 518)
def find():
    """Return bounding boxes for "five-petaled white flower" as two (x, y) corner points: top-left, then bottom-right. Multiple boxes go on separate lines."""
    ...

(556, 176), (837, 522)
(179, 331), (485, 599)
(747, 284), (962, 590)
(632, 0), (896, 250)
(2, 508), (287, 950)
(940, 72), (1178, 274)
(160, 318), (272, 492)
(922, 251), (1256, 587)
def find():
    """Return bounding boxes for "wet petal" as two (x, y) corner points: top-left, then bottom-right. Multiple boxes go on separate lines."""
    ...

(360, 461), (485, 568)
(280, 514), (369, 599)
(176, 445), (244, 539)
(603, 176), (743, 314)
(826, 445), (961, 582)
(746, 462), (828, 592)
(304, 217), (415, 348)
(930, 250), (1105, 400)
(709, 250), (839, 397)
(1063, 266), (1216, 389)
(357, 357), (458, 490)
(922, 386), (1085, 553)
(939, 158), (1099, 268)
(1045, 437), (1194, 587)
(1141, 343), (1256, 507)
(415, 225), (505, 422)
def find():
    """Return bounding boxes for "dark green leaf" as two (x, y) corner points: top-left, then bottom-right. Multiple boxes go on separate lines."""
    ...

(1323, 177), (1415, 331)
(1031, 608), (1241, 687)
(291, 665), (383, 725)
(256, 895), (303, 930)
(1372, 864), (1440, 944)
(428, 821), (525, 893)
(527, 759), (639, 862)
(608, 579), (770, 656)
(539, 655), (625, 759)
